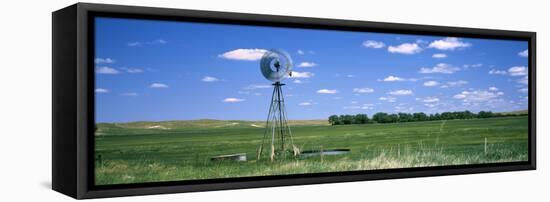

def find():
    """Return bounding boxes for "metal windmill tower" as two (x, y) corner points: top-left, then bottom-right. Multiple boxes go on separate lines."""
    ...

(256, 49), (300, 161)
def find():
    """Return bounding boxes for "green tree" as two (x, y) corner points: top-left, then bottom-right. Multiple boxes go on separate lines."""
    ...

(398, 113), (412, 122)
(452, 111), (463, 119)
(464, 110), (475, 119)
(354, 114), (368, 124)
(441, 112), (454, 120)
(372, 112), (388, 123)
(387, 114), (399, 123)
(328, 115), (339, 125)
(341, 115), (354, 124)
(432, 113), (441, 120)
(477, 111), (494, 118)
(413, 112), (428, 121)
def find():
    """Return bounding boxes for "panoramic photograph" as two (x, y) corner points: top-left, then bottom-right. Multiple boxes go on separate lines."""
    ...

(94, 17), (529, 185)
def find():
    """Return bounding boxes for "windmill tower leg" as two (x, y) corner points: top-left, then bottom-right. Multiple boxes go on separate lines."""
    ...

(258, 82), (298, 162)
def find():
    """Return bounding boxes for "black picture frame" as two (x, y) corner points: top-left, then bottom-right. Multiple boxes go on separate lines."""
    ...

(52, 3), (536, 199)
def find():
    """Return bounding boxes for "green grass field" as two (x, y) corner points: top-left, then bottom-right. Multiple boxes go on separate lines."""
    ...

(94, 116), (528, 185)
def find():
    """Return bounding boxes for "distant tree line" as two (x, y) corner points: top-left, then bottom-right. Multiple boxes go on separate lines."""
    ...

(328, 111), (526, 125)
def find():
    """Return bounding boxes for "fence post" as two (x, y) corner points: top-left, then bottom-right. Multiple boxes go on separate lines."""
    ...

(398, 144), (400, 158)
(320, 145), (324, 163)
(484, 137), (487, 155)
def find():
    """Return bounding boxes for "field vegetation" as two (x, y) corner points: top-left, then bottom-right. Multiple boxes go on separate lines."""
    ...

(95, 115), (528, 185)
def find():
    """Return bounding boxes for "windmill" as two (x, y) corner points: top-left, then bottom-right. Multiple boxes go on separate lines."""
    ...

(257, 49), (300, 161)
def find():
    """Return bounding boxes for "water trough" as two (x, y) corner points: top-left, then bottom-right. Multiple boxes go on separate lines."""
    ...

(210, 153), (247, 162)
(300, 149), (351, 158)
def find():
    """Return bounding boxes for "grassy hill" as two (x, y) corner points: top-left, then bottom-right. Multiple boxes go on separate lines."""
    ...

(95, 109), (528, 136)
(497, 109), (528, 116)
(96, 119), (328, 136)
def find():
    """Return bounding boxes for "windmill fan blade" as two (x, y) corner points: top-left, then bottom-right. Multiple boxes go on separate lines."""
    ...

(260, 49), (293, 82)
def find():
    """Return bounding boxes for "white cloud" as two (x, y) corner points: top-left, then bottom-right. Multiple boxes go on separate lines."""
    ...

(223, 98), (245, 103)
(201, 76), (219, 82)
(518, 49), (528, 58)
(432, 53), (447, 58)
(95, 88), (109, 93)
(383, 75), (404, 82)
(120, 92), (138, 96)
(128, 41), (143, 47)
(149, 83), (168, 88)
(95, 66), (120, 74)
(388, 43), (422, 54)
(153, 39), (167, 44)
(422, 97), (439, 103)
(489, 69), (507, 75)
(346, 74), (355, 78)
(518, 76), (528, 85)
(218, 49), (267, 61)
(394, 104), (415, 112)
(362, 40), (386, 48)
(361, 104), (375, 110)
(293, 79), (303, 84)
(424, 103), (438, 108)
(299, 102), (312, 106)
(297, 50), (305, 55)
(453, 94), (467, 99)
(379, 96), (396, 102)
(463, 63), (483, 69)
(121, 67), (143, 73)
(453, 90), (501, 102)
(95, 58), (115, 64)
(344, 106), (361, 110)
(446, 80), (468, 87)
(508, 66), (527, 76)
(416, 39), (428, 44)
(352, 88), (374, 93)
(291, 71), (314, 78)
(128, 39), (167, 47)
(298, 62), (317, 67)
(317, 89), (338, 94)
(389, 89), (413, 95)
(423, 81), (439, 87)
(519, 88), (528, 93)
(428, 37), (471, 50)
(127, 42), (142, 47)
(345, 103), (375, 110)
(347, 104), (375, 110)
(489, 87), (499, 91)
(419, 63), (459, 74)
(129, 68), (144, 73)
(244, 84), (272, 90)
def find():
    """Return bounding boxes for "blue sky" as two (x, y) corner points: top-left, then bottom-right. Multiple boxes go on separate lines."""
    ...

(95, 17), (529, 123)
